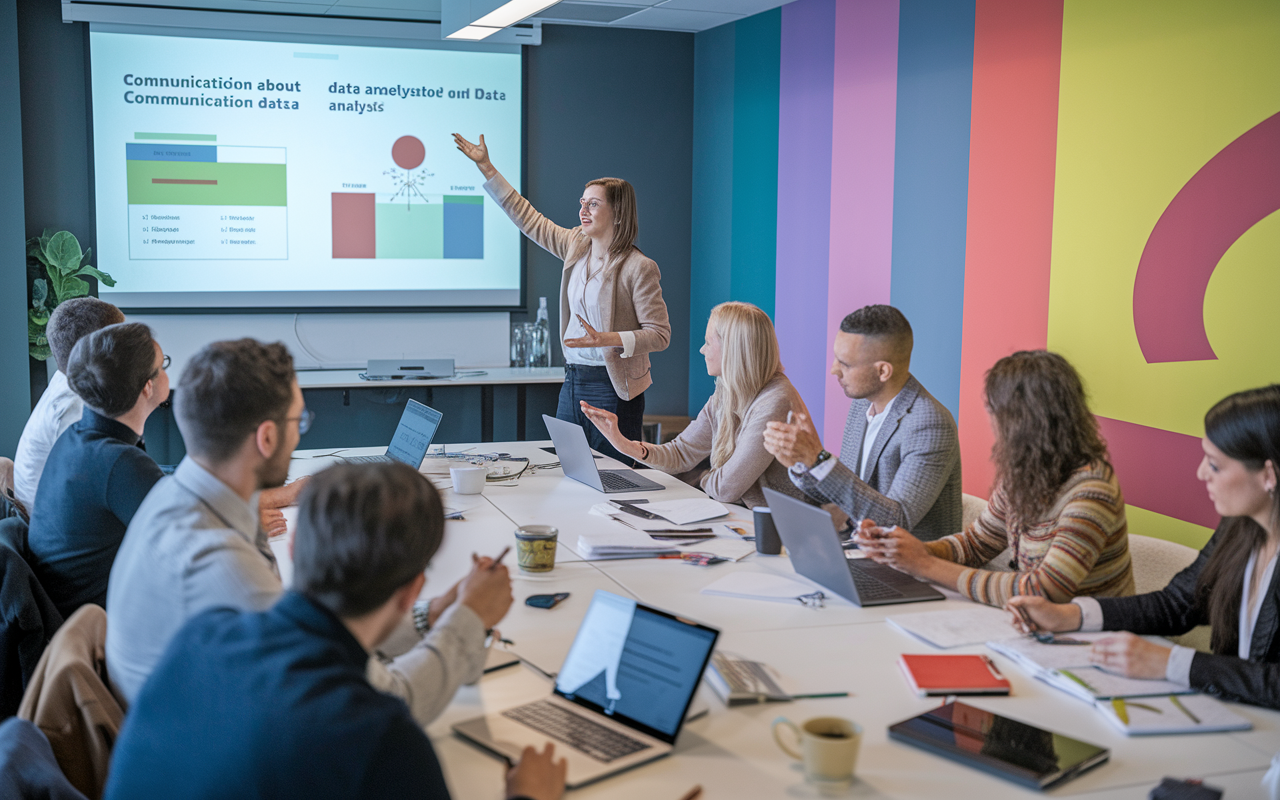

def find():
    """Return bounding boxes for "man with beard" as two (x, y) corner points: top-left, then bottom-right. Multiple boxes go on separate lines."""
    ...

(106, 340), (512, 725)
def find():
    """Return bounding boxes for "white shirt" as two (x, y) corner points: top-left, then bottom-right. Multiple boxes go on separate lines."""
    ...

(13, 370), (84, 510)
(802, 392), (900, 484)
(1073, 547), (1280, 686)
(562, 254), (636, 366)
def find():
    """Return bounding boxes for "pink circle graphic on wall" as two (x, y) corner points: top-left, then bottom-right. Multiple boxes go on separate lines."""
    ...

(392, 135), (426, 170)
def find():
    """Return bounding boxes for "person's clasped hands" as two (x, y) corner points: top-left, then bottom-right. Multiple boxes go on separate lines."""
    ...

(853, 519), (933, 575)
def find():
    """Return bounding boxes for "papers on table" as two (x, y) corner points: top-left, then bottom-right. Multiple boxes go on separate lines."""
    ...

(578, 512), (755, 562)
(986, 636), (1194, 702)
(887, 606), (1022, 649)
(1093, 693), (1252, 735)
(577, 528), (681, 559)
(641, 498), (730, 525)
(701, 572), (821, 604)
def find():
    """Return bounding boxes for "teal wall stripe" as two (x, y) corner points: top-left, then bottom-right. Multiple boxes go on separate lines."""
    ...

(690, 23), (736, 414)
(888, 0), (975, 419)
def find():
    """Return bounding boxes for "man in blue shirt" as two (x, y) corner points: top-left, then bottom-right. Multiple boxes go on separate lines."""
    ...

(27, 321), (168, 617)
(105, 461), (566, 800)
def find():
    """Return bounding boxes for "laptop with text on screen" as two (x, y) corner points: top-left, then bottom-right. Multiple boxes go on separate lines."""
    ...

(453, 590), (720, 788)
(763, 488), (945, 607)
(342, 399), (441, 468)
(542, 414), (664, 493)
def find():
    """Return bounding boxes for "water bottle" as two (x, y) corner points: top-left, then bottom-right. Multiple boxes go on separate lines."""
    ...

(532, 297), (551, 368)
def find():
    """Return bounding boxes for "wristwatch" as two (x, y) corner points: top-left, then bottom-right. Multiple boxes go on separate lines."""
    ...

(789, 449), (832, 477)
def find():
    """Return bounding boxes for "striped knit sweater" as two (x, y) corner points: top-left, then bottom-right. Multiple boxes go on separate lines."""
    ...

(932, 461), (1135, 607)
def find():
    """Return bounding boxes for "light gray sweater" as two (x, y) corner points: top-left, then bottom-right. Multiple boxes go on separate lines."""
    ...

(639, 374), (806, 509)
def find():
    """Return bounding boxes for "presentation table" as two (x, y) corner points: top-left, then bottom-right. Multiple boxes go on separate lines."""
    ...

(281, 441), (1280, 799)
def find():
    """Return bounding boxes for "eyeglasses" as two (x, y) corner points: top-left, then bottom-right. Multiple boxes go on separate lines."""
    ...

(149, 354), (171, 381)
(578, 199), (605, 212)
(285, 408), (315, 435)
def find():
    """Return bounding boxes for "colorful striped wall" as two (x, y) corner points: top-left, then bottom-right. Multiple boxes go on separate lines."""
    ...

(692, 0), (1280, 548)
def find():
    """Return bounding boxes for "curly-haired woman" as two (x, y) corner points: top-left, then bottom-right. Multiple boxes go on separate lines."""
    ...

(854, 350), (1134, 607)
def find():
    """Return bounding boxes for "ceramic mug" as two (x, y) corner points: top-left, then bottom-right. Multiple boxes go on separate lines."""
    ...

(450, 466), (488, 494)
(772, 715), (861, 787)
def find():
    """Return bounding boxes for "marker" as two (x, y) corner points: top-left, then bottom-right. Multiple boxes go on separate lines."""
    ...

(789, 692), (850, 700)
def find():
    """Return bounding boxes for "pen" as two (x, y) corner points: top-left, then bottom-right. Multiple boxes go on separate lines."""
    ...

(489, 546), (510, 569)
(1012, 603), (1038, 634)
(679, 785), (703, 800)
(789, 692), (850, 700)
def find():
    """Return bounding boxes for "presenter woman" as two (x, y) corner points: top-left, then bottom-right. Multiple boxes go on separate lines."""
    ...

(854, 350), (1134, 607)
(453, 133), (670, 465)
(580, 302), (804, 509)
(1008, 385), (1280, 710)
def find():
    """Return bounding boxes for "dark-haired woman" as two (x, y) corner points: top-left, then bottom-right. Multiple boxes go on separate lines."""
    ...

(453, 133), (670, 465)
(1008, 385), (1280, 709)
(855, 350), (1134, 607)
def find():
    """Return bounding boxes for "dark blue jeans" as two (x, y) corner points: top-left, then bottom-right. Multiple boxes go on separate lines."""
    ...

(556, 364), (646, 467)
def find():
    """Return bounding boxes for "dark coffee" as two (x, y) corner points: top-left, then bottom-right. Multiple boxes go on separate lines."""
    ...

(814, 731), (849, 739)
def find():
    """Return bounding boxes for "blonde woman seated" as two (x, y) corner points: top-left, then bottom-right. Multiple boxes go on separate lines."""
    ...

(855, 350), (1134, 607)
(581, 302), (803, 509)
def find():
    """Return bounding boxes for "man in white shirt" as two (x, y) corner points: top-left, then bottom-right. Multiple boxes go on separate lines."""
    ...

(13, 298), (124, 513)
(763, 305), (962, 541)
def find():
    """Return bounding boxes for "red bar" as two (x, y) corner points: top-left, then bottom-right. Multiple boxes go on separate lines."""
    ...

(1096, 416), (1218, 529)
(332, 193), (375, 259)
(152, 178), (217, 185)
(958, 0), (1064, 497)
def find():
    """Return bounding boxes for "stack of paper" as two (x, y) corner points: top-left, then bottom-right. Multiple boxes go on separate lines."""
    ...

(987, 635), (1193, 702)
(887, 606), (1023, 649)
(1093, 693), (1252, 735)
(643, 499), (730, 525)
(576, 528), (680, 560)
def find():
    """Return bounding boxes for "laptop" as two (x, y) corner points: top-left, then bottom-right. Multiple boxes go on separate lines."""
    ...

(542, 415), (665, 493)
(454, 590), (720, 788)
(763, 488), (945, 607)
(343, 399), (442, 467)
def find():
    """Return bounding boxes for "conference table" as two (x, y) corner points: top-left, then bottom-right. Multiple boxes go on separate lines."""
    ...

(281, 441), (1280, 799)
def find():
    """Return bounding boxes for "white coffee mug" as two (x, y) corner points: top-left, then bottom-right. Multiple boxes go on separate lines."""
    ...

(772, 715), (861, 788)
(449, 466), (488, 495)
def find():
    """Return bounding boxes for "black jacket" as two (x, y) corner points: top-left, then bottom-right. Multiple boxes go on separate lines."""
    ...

(1096, 524), (1280, 709)
(0, 518), (64, 718)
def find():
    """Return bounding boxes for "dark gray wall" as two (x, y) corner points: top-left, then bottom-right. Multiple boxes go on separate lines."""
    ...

(1, 0), (29, 456)
(14, 15), (695, 433)
(523, 24), (693, 416)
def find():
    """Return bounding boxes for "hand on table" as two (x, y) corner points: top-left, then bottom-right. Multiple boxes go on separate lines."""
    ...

(852, 522), (932, 576)
(762, 412), (823, 470)
(459, 554), (514, 629)
(579, 402), (645, 460)
(260, 508), (288, 538)
(563, 315), (622, 349)
(1090, 632), (1172, 680)
(506, 743), (567, 800)
(1005, 595), (1083, 634)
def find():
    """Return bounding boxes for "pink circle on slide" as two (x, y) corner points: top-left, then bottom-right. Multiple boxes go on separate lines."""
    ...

(392, 136), (425, 170)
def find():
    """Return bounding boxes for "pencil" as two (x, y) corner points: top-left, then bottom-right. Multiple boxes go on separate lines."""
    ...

(678, 785), (703, 800)
(789, 692), (850, 700)
(489, 546), (510, 568)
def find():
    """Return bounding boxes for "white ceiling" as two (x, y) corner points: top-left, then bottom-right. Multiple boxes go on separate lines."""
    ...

(84, 0), (795, 32)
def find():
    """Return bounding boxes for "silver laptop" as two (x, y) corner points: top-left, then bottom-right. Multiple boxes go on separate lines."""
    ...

(763, 488), (945, 607)
(542, 415), (664, 493)
(343, 400), (442, 467)
(454, 590), (720, 788)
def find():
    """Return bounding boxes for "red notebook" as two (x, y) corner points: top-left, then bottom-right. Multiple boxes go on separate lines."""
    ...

(898, 654), (1011, 697)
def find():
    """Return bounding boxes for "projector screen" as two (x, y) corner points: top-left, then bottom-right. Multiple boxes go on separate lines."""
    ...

(88, 28), (523, 310)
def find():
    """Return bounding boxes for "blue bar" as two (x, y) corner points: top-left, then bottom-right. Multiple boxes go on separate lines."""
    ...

(442, 202), (483, 259)
(125, 143), (217, 163)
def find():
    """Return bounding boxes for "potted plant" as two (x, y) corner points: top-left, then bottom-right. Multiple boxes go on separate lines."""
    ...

(27, 230), (115, 361)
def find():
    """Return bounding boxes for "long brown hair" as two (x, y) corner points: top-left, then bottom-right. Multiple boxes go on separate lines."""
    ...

(1194, 385), (1280, 653)
(569, 177), (639, 264)
(985, 351), (1110, 528)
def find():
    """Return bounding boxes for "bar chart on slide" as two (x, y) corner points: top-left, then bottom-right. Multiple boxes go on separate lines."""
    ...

(331, 193), (484, 259)
(125, 139), (288, 260)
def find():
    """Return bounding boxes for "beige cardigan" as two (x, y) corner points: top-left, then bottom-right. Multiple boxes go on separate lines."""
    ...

(639, 374), (806, 509)
(484, 173), (671, 400)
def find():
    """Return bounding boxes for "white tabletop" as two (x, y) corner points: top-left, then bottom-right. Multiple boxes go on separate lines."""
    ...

(294, 367), (565, 390)
(284, 441), (1280, 799)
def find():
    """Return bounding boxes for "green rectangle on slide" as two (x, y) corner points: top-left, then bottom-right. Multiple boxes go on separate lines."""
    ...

(127, 161), (287, 205)
(376, 203), (442, 259)
(135, 132), (217, 141)
(444, 195), (483, 204)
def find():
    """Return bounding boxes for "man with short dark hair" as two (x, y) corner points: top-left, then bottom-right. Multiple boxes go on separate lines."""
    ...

(105, 462), (566, 800)
(763, 304), (962, 540)
(13, 297), (125, 512)
(27, 322), (169, 616)
(107, 339), (510, 726)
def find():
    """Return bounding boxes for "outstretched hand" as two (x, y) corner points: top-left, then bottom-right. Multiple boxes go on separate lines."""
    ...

(563, 314), (622, 349)
(452, 133), (497, 179)
(580, 401), (645, 460)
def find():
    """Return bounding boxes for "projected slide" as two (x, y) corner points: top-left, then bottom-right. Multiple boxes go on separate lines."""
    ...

(89, 30), (522, 308)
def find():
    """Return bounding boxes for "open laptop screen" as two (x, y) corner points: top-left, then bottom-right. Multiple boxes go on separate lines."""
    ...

(386, 400), (443, 466)
(555, 591), (719, 744)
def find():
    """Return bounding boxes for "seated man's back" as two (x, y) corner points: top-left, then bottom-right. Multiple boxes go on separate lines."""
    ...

(105, 593), (446, 800)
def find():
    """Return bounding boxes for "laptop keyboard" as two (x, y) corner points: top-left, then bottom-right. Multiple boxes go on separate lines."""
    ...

(848, 563), (906, 600)
(344, 454), (392, 464)
(502, 700), (652, 763)
(598, 471), (647, 491)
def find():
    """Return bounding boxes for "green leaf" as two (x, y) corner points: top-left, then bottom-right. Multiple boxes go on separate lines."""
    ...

(45, 263), (65, 304)
(81, 247), (93, 267)
(44, 231), (84, 275)
(29, 344), (51, 361)
(28, 313), (45, 341)
(60, 276), (90, 300)
(31, 278), (48, 309)
(73, 265), (116, 288)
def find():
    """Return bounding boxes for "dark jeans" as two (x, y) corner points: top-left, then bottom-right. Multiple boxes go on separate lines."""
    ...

(556, 364), (646, 467)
